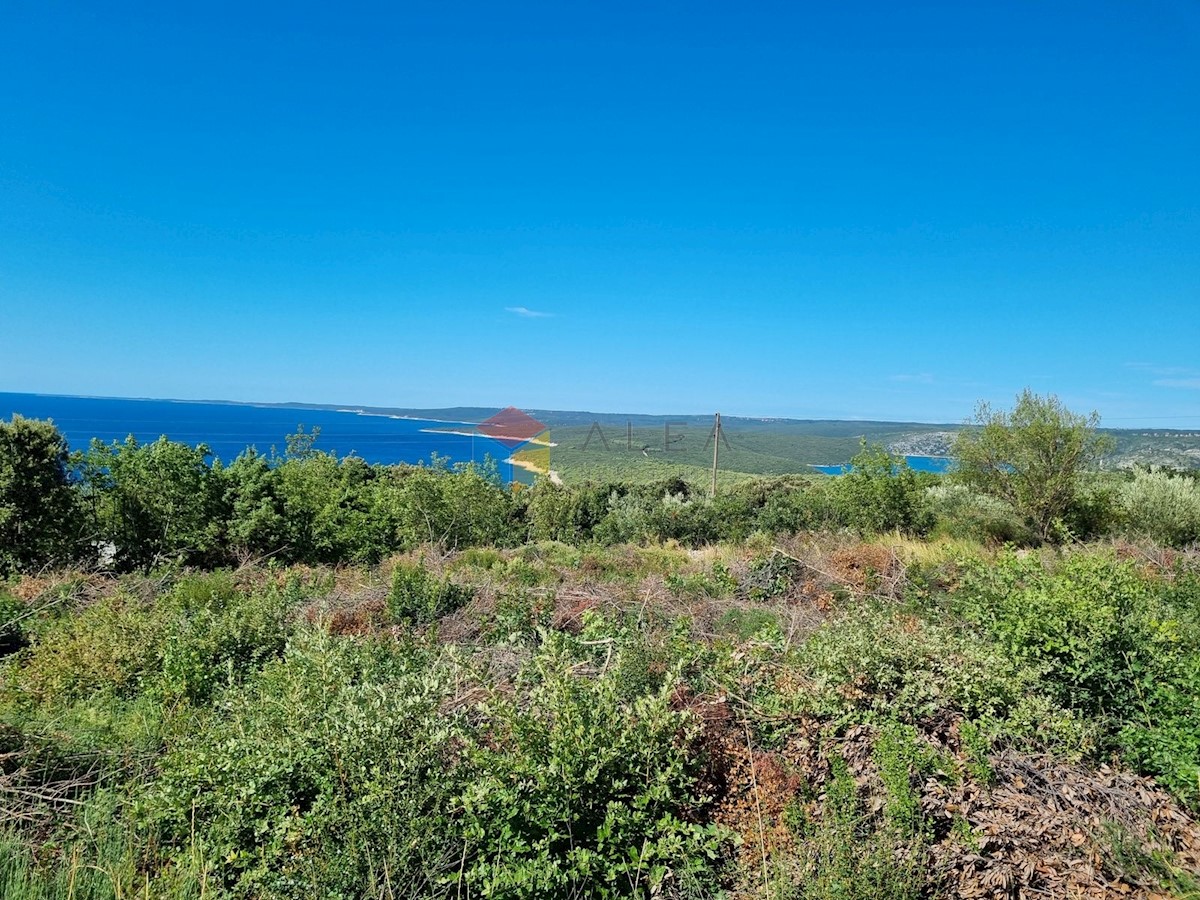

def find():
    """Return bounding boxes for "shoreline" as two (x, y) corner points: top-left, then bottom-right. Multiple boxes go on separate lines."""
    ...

(341, 410), (480, 427)
(508, 456), (563, 485)
(421, 427), (558, 447)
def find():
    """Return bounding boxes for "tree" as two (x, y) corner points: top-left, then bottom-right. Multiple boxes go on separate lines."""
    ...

(81, 435), (220, 571)
(215, 449), (288, 562)
(953, 390), (1112, 542)
(375, 460), (513, 552)
(0, 415), (82, 575)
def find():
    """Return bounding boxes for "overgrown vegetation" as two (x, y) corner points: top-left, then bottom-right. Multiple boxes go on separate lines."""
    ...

(1, 395), (1199, 898)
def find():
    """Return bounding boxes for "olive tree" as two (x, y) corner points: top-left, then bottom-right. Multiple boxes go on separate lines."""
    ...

(953, 390), (1112, 542)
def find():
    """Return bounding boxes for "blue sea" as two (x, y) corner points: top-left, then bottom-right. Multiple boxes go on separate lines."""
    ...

(1, 393), (520, 482)
(811, 455), (955, 476)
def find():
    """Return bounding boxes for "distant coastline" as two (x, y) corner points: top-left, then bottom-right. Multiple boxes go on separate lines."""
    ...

(339, 409), (478, 427)
(420, 427), (558, 448)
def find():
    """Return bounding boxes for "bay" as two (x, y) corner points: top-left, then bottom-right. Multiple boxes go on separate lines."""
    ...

(811, 455), (955, 475)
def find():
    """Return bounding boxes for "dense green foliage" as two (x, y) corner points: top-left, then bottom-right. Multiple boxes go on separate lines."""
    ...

(80, 436), (221, 570)
(387, 559), (473, 625)
(954, 390), (1113, 541)
(951, 552), (1200, 805)
(2, 409), (1200, 898)
(0, 415), (81, 576)
(0, 417), (946, 574)
(828, 441), (933, 536)
(4, 405), (1198, 580)
(0, 569), (727, 899)
(1121, 467), (1200, 547)
(1, 544), (1198, 898)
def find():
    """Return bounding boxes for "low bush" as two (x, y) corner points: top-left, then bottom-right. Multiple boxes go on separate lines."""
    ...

(1120, 468), (1200, 547)
(954, 553), (1152, 717)
(387, 560), (473, 626)
(925, 483), (1033, 545)
(954, 552), (1200, 806)
(794, 604), (1042, 725)
(665, 562), (738, 599)
(459, 640), (728, 898)
(829, 442), (933, 537)
(140, 631), (464, 898)
(788, 753), (928, 900)
(8, 572), (302, 710)
(0, 588), (27, 657)
(485, 589), (552, 645)
(158, 573), (297, 703)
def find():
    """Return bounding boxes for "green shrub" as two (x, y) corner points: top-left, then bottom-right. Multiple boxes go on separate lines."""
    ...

(458, 642), (727, 898)
(486, 590), (551, 645)
(501, 554), (558, 587)
(0, 589), (27, 657)
(795, 605), (1041, 725)
(665, 562), (737, 599)
(0, 416), (84, 577)
(13, 592), (161, 707)
(387, 561), (473, 626)
(649, 494), (757, 546)
(830, 442), (932, 537)
(925, 483), (1033, 545)
(1061, 476), (1122, 541)
(9, 572), (300, 709)
(1117, 628), (1200, 807)
(80, 435), (221, 571)
(453, 546), (505, 572)
(718, 607), (783, 642)
(790, 755), (927, 900)
(158, 573), (297, 703)
(526, 480), (588, 543)
(756, 483), (838, 535)
(975, 694), (1099, 762)
(382, 464), (514, 552)
(140, 631), (464, 898)
(955, 552), (1200, 807)
(1120, 468), (1200, 547)
(270, 452), (395, 565)
(216, 448), (288, 563)
(593, 492), (654, 545)
(955, 552), (1152, 717)
(743, 551), (803, 600)
(873, 724), (950, 839)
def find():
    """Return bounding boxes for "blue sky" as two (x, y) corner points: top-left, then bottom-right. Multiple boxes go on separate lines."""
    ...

(1, 1), (1197, 426)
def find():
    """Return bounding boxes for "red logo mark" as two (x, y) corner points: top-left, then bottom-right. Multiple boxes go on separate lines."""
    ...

(478, 406), (547, 448)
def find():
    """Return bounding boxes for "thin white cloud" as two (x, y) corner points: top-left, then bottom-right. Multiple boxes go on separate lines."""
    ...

(1127, 363), (1200, 389)
(1128, 363), (1197, 377)
(889, 373), (935, 384)
(505, 306), (553, 318)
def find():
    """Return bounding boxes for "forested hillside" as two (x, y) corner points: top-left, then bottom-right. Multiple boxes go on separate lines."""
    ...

(260, 400), (1200, 480)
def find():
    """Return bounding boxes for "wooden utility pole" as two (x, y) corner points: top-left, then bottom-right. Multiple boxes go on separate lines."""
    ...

(711, 412), (721, 497)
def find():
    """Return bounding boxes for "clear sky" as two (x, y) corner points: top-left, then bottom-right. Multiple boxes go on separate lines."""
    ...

(1, 1), (1197, 426)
